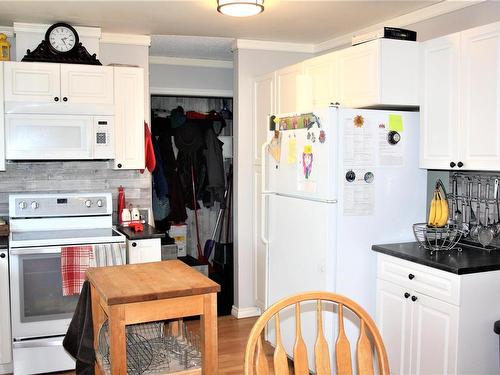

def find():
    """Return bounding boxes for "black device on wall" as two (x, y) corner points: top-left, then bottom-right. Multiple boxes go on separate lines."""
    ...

(22, 22), (101, 65)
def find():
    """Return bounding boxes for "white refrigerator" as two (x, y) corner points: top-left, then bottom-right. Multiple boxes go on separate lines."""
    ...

(261, 106), (427, 367)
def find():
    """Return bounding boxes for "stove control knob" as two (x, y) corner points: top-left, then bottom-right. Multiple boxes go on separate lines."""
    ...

(18, 201), (27, 209)
(97, 200), (103, 207)
(85, 200), (92, 207)
(30, 201), (39, 209)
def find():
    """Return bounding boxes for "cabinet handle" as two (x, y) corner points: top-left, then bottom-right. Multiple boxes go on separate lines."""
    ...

(404, 292), (410, 299)
(63, 97), (68, 102)
(450, 162), (456, 168)
(54, 97), (59, 102)
(457, 161), (464, 168)
(117, 163), (122, 169)
(0, 253), (5, 259)
(411, 295), (418, 302)
(132, 242), (137, 247)
(408, 274), (415, 280)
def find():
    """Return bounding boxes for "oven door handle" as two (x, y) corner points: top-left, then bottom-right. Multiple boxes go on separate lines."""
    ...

(9, 247), (62, 255)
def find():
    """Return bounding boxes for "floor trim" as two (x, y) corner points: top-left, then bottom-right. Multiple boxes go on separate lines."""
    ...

(231, 305), (262, 319)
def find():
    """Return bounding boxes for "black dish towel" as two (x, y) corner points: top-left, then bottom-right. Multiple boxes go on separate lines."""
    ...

(63, 280), (95, 375)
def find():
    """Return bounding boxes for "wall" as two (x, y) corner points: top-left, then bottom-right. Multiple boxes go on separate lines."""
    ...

(233, 48), (312, 316)
(0, 161), (150, 221)
(150, 63), (233, 97)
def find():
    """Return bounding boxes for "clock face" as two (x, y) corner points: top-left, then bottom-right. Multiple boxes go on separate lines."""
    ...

(47, 24), (78, 53)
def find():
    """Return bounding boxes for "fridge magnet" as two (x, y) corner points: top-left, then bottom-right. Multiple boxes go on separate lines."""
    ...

(302, 145), (314, 179)
(353, 115), (365, 128)
(319, 130), (326, 143)
(291, 117), (298, 129)
(280, 119), (288, 131)
(364, 171), (375, 183)
(267, 130), (282, 162)
(287, 136), (297, 164)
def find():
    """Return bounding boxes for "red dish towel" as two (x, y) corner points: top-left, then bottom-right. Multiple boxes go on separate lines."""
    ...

(61, 246), (94, 296)
(141, 122), (156, 174)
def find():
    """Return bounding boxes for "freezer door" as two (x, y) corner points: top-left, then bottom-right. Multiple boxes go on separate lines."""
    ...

(267, 194), (337, 370)
(265, 108), (338, 201)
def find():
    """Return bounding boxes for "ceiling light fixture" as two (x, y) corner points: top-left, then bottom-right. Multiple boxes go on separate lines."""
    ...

(217, 0), (264, 17)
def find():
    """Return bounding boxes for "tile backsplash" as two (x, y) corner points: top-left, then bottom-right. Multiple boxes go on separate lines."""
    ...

(0, 160), (151, 222)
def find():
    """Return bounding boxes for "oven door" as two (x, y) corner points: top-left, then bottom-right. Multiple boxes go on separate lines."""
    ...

(9, 246), (79, 339)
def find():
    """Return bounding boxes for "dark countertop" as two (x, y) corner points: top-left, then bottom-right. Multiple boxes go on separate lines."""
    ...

(0, 236), (7, 250)
(372, 242), (500, 275)
(116, 224), (165, 241)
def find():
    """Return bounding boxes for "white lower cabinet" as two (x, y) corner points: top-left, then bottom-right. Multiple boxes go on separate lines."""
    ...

(377, 254), (500, 375)
(0, 250), (12, 369)
(127, 238), (161, 264)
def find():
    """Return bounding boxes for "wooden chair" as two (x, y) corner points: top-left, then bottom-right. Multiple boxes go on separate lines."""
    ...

(244, 291), (389, 375)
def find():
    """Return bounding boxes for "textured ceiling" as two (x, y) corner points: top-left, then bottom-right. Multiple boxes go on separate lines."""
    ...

(0, 0), (439, 44)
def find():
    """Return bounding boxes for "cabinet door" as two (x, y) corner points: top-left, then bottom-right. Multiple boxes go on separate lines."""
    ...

(113, 67), (145, 170)
(0, 62), (4, 171)
(0, 250), (12, 365)
(410, 293), (459, 375)
(60, 64), (113, 105)
(127, 238), (161, 264)
(276, 63), (304, 114)
(4, 61), (60, 103)
(253, 72), (274, 164)
(419, 34), (461, 169)
(338, 41), (379, 107)
(460, 22), (500, 170)
(376, 279), (412, 375)
(303, 53), (339, 108)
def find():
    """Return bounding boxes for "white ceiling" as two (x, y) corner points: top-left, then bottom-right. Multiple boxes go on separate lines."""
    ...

(0, 0), (443, 60)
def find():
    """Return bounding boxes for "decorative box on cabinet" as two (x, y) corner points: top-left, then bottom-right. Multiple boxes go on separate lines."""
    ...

(376, 254), (500, 375)
(420, 21), (500, 171)
(338, 39), (419, 108)
(113, 67), (145, 170)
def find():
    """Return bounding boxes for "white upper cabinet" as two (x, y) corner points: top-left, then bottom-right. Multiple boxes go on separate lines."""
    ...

(253, 72), (274, 164)
(0, 62), (4, 172)
(276, 63), (311, 114)
(303, 53), (339, 108)
(419, 34), (461, 170)
(420, 21), (500, 171)
(4, 61), (60, 103)
(60, 64), (114, 105)
(460, 22), (500, 171)
(113, 67), (145, 170)
(338, 39), (419, 108)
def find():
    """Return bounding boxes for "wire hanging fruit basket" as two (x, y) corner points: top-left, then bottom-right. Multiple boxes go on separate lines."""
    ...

(413, 223), (463, 252)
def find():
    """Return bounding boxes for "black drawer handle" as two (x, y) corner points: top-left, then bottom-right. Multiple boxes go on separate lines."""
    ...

(408, 274), (415, 280)
(63, 97), (68, 102)
(54, 97), (59, 102)
(404, 292), (410, 299)
(132, 242), (137, 247)
(0, 253), (5, 258)
(411, 295), (418, 302)
(457, 161), (464, 168)
(117, 163), (122, 169)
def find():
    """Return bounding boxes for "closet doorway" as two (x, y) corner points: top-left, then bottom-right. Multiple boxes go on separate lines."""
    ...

(151, 95), (234, 314)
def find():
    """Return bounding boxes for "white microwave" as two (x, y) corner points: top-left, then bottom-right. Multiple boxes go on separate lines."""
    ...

(5, 114), (114, 160)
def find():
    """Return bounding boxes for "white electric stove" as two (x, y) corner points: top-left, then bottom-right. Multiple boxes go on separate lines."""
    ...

(8, 192), (125, 375)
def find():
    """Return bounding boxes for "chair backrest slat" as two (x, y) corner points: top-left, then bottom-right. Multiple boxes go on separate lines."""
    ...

(335, 303), (353, 375)
(273, 313), (290, 374)
(314, 301), (331, 375)
(356, 320), (374, 375)
(256, 335), (270, 375)
(244, 292), (389, 375)
(293, 303), (309, 375)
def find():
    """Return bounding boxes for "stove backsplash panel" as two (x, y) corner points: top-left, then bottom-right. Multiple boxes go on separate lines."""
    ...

(0, 160), (151, 223)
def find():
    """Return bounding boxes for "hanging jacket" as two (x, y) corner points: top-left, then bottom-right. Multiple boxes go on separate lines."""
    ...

(203, 127), (225, 207)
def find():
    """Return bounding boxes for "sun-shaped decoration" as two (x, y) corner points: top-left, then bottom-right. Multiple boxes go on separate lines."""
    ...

(353, 115), (365, 128)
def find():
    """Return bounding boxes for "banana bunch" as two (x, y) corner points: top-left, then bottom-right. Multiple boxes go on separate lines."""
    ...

(428, 187), (449, 227)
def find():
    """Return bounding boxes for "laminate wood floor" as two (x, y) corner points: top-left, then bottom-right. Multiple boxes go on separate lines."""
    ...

(52, 315), (265, 375)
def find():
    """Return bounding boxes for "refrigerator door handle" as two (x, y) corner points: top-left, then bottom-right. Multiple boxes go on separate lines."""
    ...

(261, 142), (270, 245)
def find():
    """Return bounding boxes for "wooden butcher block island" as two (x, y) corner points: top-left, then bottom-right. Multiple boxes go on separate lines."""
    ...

(87, 260), (220, 375)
